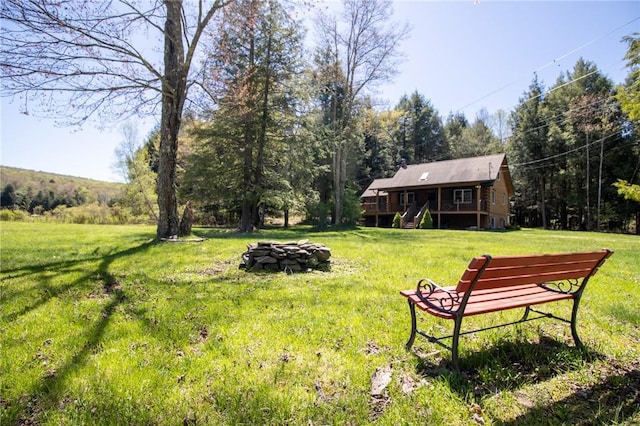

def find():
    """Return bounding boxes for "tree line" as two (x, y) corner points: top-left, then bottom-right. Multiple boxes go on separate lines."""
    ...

(1, 1), (638, 234)
(0, 167), (122, 213)
(0, 167), (130, 223)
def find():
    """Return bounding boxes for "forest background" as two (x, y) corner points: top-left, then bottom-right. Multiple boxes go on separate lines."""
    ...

(1, 0), (639, 234)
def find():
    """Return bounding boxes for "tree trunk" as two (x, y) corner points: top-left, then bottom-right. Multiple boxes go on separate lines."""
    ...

(539, 173), (547, 229)
(333, 141), (344, 225)
(239, 121), (255, 233)
(239, 198), (254, 233)
(252, 26), (272, 231)
(179, 201), (194, 236)
(238, 10), (257, 233)
(157, 0), (186, 239)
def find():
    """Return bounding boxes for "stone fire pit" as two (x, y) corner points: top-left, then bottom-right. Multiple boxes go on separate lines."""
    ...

(240, 240), (331, 273)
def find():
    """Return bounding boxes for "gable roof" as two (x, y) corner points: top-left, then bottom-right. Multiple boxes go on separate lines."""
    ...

(361, 178), (392, 198)
(368, 154), (512, 192)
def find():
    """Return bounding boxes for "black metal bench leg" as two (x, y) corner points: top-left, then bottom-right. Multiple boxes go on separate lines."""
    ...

(406, 300), (417, 350)
(520, 306), (531, 322)
(571, 296), (584, 348)
(451, 315), (463, 370)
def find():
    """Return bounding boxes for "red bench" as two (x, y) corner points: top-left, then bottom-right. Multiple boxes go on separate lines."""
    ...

(400, 249), (613, 369)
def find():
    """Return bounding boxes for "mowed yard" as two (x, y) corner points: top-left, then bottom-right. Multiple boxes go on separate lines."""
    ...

(1, 221), (639, 425)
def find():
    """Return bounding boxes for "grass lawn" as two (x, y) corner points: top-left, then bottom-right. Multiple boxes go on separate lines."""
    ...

(1, 222), (639, 425)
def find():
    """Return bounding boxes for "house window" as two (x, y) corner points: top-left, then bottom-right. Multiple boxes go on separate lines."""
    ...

(491, 189), (496, 205)
(502, 193), (506, 205)
(399, 192), (415, 207)
(453, 189), (472, 204)
(490, 217), (496, 229)
(497, 171), (501, 181)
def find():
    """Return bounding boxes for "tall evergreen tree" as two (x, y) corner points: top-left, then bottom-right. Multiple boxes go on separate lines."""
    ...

(357, 104), (402, 192)
(394, 92), (449, 164)
(550, 59), (620, 230)
(509, 58), (636, 232)
(444, 112), (469, 159)
(509, 75), (550, 228)
(182, 0), (305, 231)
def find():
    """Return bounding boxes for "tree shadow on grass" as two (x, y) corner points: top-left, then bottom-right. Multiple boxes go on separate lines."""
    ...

(6, 241), (154, 425)
(413, 336), (640, 424)
(1, 241), (154, 323)
(192, 224), (366, 240)
(414, 335), (605, 393)
(498, 366), (640, 425)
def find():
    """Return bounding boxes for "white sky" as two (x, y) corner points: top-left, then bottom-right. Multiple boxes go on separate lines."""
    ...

(1, 0), (639, 183)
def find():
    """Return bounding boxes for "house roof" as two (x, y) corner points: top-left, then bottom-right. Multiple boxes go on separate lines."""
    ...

(361, 178), (393, 197)
(364, 154), (512, 193)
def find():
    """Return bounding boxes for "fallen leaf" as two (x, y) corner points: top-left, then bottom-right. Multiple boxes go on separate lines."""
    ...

(473, 412), (486, 424)
(469, 403), (482, 414)
(400, 373), (417, 394)
(371, 365), (393, 396)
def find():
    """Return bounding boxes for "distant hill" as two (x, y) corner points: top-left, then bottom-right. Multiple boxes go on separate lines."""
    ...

(0, 166), (124, 209)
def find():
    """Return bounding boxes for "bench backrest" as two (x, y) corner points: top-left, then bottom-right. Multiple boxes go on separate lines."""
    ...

(455, 250), (613, 293)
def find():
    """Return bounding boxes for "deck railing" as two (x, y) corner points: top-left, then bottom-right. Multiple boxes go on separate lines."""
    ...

(362, 201), (389, 214)
(362, 199), (489, 214)
(439, 200), (488, 212)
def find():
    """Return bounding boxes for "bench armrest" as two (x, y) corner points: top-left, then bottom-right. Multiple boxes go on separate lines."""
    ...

(416, 278), (461, 314)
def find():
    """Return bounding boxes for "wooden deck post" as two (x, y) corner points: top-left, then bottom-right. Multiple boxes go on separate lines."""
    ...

(476, 185), (481, 229)
(437, 187), (442, 229)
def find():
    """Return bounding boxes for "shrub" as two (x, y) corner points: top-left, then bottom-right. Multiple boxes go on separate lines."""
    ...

(0, 209), (30, 221)
(392, 212), (401, 228)
(419, 209), (433, 229)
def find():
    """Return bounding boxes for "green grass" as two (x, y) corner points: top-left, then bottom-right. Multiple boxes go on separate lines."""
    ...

(1, 222), (639, 425)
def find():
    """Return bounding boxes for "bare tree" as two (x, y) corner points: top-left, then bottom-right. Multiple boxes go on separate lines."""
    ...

(114, 122), (159, 221)
(315, 0), (409, 224)
(490, 109), (512, 144)
(0, 0), (229, 239)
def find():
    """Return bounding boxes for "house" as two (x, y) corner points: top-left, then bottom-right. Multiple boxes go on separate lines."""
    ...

(361, 153), (514, 229)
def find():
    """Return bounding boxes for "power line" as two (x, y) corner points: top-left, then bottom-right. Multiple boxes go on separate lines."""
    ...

(510, 129), (631, 170)
(456, 16), (640, 114)
(515, 94), (614, 138)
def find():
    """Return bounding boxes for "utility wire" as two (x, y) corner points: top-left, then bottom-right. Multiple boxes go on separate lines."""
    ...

(514, 95), (614, 138)
(510, 128), (628, 169)
(456, 16), (640, 114)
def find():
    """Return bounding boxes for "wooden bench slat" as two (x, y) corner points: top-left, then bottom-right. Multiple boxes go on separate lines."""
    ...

(458, 268), (596, 291)
(471, 251), (609, 268)
(463, 287), (573, 316)
(477, 259), (605, 278)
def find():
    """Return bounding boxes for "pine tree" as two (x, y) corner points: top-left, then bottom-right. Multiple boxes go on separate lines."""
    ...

(183, 0), (306, 231)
